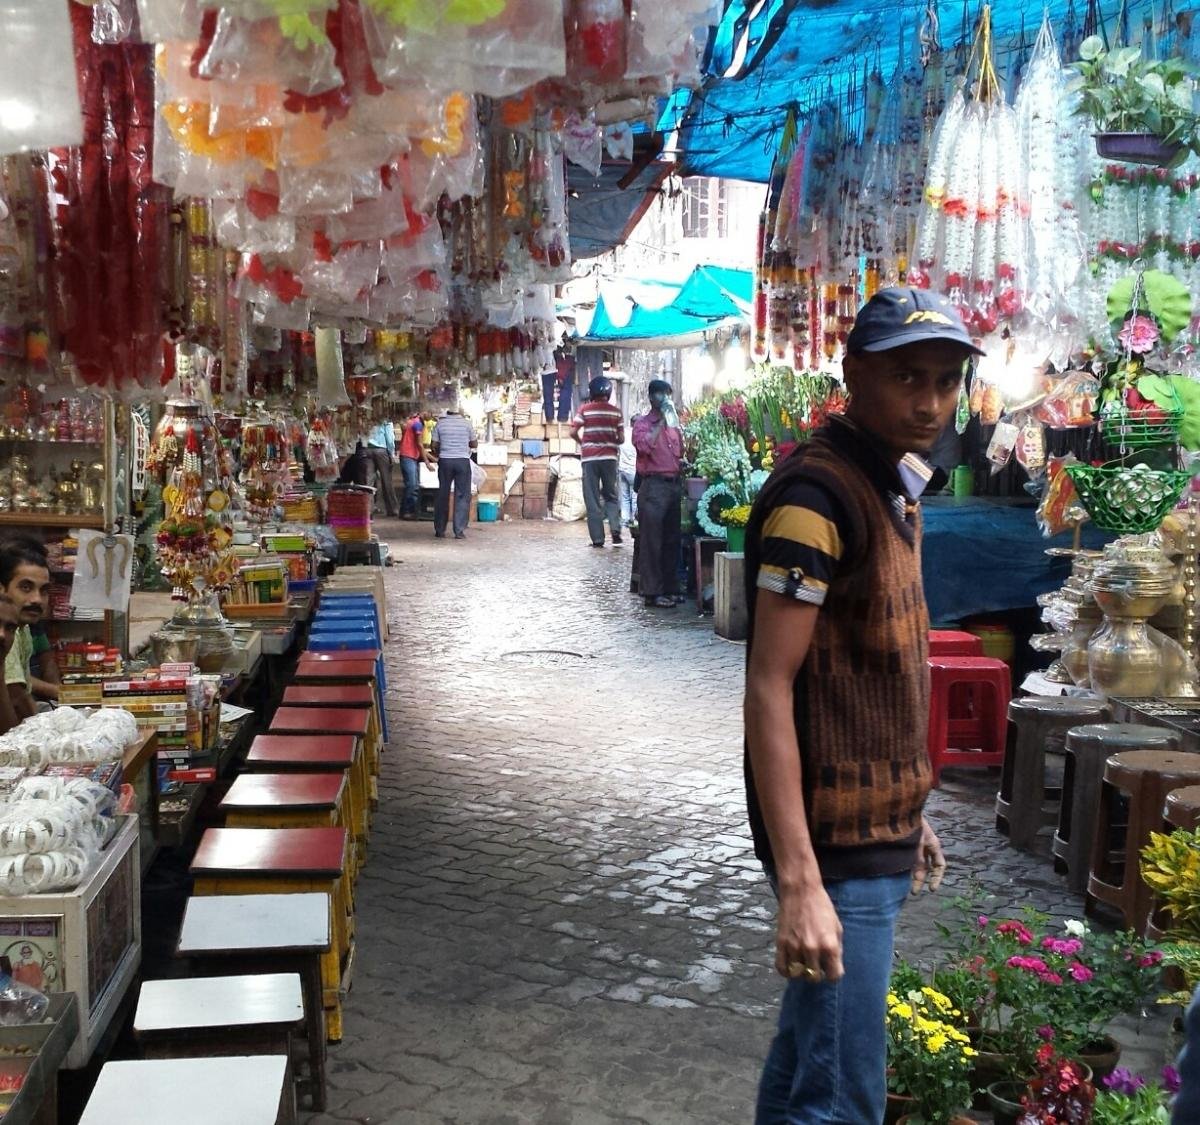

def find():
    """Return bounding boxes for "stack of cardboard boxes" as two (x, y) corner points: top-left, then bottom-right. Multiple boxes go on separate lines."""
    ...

(493, 419), (576, 520)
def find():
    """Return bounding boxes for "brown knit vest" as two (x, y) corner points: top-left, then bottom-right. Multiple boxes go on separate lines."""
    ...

(746, 427), (932, 852)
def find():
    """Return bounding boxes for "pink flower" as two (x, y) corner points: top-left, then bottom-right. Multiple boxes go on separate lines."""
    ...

(1039, 971), (1064, 985)
(998, 921), (1035, 945)
(1037, 1026), (1055, 1041)
(1164, 1065), (1182, 1093)
(977, 915), (989, 928)
(1007, 955), (1049, 973)
(1041, 937), (1083, 956)
(1139, 951), (1164, 968)
(1068, 962), (1094, 983)
(1118, 313), (1161, 355)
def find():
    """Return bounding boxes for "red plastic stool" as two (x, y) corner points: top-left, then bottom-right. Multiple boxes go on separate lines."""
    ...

(929, 630), (984, 656)
(929, 631), (986, 745)
(928, 656), (1011, 785)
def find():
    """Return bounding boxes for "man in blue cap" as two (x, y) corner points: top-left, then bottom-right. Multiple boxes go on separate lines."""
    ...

(743, 288), (983, 1124)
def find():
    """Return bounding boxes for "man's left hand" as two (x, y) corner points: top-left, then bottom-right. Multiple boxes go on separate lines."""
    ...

(911, 817), (946, 895)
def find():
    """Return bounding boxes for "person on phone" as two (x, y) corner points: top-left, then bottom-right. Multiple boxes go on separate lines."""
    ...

(744, 287), (980, 1124)
(631, 380), (684, 609)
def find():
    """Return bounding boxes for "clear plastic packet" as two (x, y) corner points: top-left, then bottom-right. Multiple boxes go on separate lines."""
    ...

(561, 109), (602, 175)
(0, 958), (48, 1022)
(0, 0), (83, 155)
(1033, 369), (1100, 429)
(194, 10), (343, 97)
(1036, 454), (1088, 536)
(135, 0), (205, 42)
(986, 419), (1020, 472)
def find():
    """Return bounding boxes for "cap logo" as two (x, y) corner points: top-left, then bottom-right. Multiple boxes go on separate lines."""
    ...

(904, 310), (953, 326)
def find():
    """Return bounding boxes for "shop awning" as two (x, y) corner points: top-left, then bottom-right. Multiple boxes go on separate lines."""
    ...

(668, 0), (1094, 183)
(567, 158), (673, 260)
(575, 264), (752, 348)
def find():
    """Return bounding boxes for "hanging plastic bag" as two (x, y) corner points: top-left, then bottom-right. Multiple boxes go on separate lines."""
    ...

(0, 0), (83, 155)
(1037, 454), (1089, 536)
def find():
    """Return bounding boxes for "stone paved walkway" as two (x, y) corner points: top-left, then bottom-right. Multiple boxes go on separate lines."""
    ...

(309, 519), (1166, 1124)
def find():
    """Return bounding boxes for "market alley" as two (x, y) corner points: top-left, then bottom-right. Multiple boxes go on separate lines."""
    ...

(304, 518), (1121, 1125)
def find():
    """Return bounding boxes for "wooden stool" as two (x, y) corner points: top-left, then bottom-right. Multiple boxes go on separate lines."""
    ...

(269, 707), (376, 819)
(135, 972), (304, 1061)
(246, 735), (368, 868)
(1165, 784), (1200, 831)
(222, 773), (346, 829)
(996, 697), (1111, 850)
(1088, 749), (1200, 934)
(281, 684), (385, 780)
(80, 1056), (294, 1125)
(1053, 724), (1181, 894)
(927, 657), (1010, 784)
(176, 893), (331, 1105)
(293, 659), (383, 746)
(189, 828), (353, 1043)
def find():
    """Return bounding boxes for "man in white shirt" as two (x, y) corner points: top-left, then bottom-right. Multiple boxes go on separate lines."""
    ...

(366, 418), (399, 518)
(618, 431), (637, 530)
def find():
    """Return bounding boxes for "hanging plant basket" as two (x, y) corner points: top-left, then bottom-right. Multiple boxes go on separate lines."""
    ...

(1094, 132), (1183, 166)
(1065, 462), (1190, 534)
(1098, 378), (1185, 448)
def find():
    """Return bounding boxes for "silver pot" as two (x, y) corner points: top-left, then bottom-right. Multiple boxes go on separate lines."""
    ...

(150, 631), (200, 666)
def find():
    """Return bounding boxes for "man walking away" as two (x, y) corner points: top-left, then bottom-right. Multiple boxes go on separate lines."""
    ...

(431, 409), (476, 540)
(744, 287), (978, 1124)
(618, 429), (637, 529)
(571, 376), (624, 548)
(631, 380), (684, 609)
(398, 411), (434, 520)
(366, 416), (399, 518)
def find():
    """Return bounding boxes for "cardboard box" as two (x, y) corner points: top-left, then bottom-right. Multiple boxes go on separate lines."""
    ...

(548, 438), (577, 454)
(503, 495), (524, 518)
(517, 423), (546, 440)
(522, 480), (548, 498)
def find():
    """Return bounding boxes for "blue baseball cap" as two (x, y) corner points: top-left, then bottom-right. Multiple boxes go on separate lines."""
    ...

(846, 287), (985, 356)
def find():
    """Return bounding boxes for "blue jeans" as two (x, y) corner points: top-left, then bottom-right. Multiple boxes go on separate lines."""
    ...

(435, 458), (472, 537)
(756, 872), (910, 1125)
(541, 371), (573, 422)
(619, 470), (637, 527)
(399, 455), (420, 515)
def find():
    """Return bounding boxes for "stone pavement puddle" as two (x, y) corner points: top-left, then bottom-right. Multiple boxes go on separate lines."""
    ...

(307, 520), (1169, 1125)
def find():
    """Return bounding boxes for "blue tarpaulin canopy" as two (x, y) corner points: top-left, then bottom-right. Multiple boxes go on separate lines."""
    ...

(576, 264), (752, 347)
(667, 0), (1136, 183)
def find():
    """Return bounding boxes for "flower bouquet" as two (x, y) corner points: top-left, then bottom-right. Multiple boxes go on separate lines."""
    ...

(885, 987), (976, 1125)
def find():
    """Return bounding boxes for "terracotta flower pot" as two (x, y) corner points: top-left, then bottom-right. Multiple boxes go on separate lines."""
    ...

(967, 1032), (1016, 1109)
(884, 1088), (917, 1125)
(1094, 132), (1183, 166)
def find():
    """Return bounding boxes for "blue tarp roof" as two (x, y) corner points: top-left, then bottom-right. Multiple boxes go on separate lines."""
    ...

(577, 264), (752, 347)
(669, 0), (1139, 182)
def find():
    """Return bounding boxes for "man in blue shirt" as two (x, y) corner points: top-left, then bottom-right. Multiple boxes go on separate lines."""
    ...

(366, 418), (399, 518)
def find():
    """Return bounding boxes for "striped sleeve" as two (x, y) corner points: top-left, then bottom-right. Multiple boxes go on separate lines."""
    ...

(755, 482), (851, 606)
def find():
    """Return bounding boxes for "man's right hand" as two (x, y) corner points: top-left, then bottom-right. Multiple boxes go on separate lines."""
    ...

(774, 881), (844, 982)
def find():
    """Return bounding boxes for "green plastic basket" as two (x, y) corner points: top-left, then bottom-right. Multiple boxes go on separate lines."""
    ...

(1065, 462), (1190, 534)
(1098, 383), (1185, 449)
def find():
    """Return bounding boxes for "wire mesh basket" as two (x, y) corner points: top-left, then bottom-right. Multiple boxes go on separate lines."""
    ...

(1098, 393), (1184, 449)
(1065, 462), (1190, 534)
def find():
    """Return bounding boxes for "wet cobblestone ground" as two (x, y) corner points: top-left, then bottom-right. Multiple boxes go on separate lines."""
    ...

(309, 519), (1170, 1124)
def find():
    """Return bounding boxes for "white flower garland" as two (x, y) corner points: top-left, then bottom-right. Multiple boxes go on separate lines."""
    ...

(696, 482), (736, 540)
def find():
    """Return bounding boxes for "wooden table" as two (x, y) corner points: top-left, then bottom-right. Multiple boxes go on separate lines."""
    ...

(176, 894), (330, 1106)
(1110, 698), (1200, 754)
(245, 735), (367, 866)
(189, 828), (353, 1043)
(79, 1055), (294, 1124)
(123, 731), (160, 872)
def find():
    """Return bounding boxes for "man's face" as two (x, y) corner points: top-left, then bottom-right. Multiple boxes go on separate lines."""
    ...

(3, 564), (50, 625)
(0, 601), (19, 661)
(843, 341), (968, 458)
(649, 390), (670, 411)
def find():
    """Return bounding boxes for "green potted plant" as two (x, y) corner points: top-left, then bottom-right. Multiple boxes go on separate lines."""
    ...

(1142, 826), (1200, 940)
(1016, 1047), (1096, 1124)
(885, 986), (976, 1125)
(1070, 36), (1200, 166)
(1093, 1067), (1178, 1124)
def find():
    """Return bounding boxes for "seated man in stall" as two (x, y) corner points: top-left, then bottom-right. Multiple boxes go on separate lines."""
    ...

(0, 593), (31, 733)
(0, 539), (57, 705)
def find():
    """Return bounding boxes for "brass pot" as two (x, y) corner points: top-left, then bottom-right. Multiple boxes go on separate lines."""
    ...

(1089, 618), (1165, 697)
